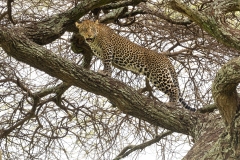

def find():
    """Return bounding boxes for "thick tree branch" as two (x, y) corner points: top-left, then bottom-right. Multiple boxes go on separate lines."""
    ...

(198, 104), (217, 113)
(100, 9), (146, 24)
(100, 0), (146, 10)
(169, 0), (240, 50)
(168, 0), (240, 128)
(100, 7), (127, 23)
(212, 57), (240, 126)
(141, 5), (192, 25)
(0, 27), (202, 136)
(24, 0), (122, 45)
(99, 1), (146, 23)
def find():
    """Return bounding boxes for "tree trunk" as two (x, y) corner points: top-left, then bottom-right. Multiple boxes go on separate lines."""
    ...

(183, 114), (240, 160)
(169, 0), (240, 159)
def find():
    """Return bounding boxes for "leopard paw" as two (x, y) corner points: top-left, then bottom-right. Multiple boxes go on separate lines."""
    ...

(97, 70), (110, 76)
(166, 102), (177, 107)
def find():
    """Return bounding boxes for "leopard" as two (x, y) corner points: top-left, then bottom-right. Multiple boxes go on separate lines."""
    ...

(75, 20), (196, 112)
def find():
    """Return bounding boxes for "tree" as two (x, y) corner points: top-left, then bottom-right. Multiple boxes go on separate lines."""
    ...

(0, 0), (240, 159)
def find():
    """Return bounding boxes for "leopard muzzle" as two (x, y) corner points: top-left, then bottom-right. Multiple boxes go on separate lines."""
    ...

(86, 38), (94, 43)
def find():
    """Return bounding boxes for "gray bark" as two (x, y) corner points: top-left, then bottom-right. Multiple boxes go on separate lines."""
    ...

(0, 26), (201, 136)
(1, 0), (240, 159)
(169, 0), (240, 159)
(169, 0), (240, 50)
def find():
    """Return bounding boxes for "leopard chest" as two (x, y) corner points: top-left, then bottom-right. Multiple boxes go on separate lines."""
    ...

(87, 42), (104, 59)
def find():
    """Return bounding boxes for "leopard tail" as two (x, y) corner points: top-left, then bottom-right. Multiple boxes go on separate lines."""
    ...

(179, 98), (196, 112)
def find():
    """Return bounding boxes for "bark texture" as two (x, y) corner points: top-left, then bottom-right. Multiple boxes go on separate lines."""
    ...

(169, 0), (240, 127)
(1, 0), (240, 159)
(0, 26), (201, 136)
(24, 0), (121, 45)
(169, 0), (240, 50)
(212, 58), (240, 126)
(169, 0), (240, 159)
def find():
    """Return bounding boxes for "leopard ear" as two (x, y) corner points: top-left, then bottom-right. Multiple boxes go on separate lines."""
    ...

(95, 20), (99, 24)
(75, 22), (81, 28)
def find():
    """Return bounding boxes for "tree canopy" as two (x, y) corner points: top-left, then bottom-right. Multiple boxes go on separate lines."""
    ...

(0, 0), (240, 159)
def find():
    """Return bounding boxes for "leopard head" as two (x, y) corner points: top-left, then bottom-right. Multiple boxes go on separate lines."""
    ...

(75, 20), (99, 43)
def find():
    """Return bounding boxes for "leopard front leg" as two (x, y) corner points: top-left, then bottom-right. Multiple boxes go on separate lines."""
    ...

(98, 59), (112, 76)
(98, 52), (113, 77)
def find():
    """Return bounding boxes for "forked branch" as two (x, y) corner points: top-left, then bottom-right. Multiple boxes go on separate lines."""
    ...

(114, 131), (173, 160)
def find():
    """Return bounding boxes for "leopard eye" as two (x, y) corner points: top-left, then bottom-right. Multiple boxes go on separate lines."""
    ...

(90, 27), (95, 32)
(80, 28), (88, 34)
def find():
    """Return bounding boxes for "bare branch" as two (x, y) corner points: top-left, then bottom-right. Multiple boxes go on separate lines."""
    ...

(0, 96), (39, 138)
(24, 0), (122, 45)
(198, 104), (217, 113)
(100, 0), (146, 10)
(7, 0), (15, 24)
(0, 27), (201, 135)
(100, 7), (127, 23)
(1, 0), (240, 159)
(114, 131), (173, 160)
(141, 5), (192, 25)
(169, 0), (240, 50)
(0, 11), (8, 21)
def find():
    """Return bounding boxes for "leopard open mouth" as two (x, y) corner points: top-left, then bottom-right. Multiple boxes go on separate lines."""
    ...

(86, 38), (94, 43)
